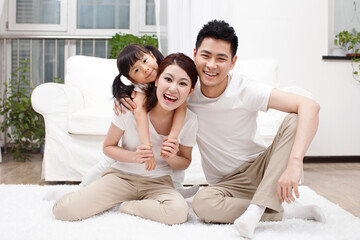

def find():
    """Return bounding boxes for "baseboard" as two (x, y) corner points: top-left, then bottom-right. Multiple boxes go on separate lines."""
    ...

(304, 156), (360, 163)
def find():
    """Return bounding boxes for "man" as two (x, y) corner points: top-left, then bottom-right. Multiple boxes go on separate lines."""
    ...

(116, 20), (325, 239)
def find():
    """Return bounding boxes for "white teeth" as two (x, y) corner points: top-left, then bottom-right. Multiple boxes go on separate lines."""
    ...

(164, 94), (177, 100)
(205, 71), (217, 76)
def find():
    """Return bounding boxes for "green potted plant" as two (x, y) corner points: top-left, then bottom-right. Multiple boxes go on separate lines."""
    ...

(108, 33), (158, 59)
(334, 30), (360, 56)
(335, 30), (360, 81)
(0, 58), (45, 161)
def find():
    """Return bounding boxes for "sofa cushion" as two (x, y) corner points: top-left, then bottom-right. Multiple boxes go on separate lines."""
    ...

(68, 109), (112, 135)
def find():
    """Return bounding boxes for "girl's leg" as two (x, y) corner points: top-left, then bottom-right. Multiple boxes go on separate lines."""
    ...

(119, 175), (189, 225)
(53, 168), (136, 221)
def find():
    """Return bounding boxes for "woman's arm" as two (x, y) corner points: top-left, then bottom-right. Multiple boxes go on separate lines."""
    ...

(162, 139), (192, 170)
(103, 123), (154, 164)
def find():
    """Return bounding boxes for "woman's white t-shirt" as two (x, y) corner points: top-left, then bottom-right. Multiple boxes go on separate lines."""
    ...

(108, 108), (198, 178)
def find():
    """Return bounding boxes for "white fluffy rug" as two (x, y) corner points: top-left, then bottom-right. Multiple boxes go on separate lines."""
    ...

(0, 185), (359, 240)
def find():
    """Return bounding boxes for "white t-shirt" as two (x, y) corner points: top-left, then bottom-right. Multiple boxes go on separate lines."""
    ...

(187, 72), (274, 184)
(133, 83), (148, 93)
(108, 108), (198, 178)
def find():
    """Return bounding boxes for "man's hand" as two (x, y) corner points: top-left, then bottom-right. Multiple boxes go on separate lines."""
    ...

(134, 144), (154, 164)
(113, 91), (137, 115)
(277, 161), (303, 203)
(160, 138), (179, 159)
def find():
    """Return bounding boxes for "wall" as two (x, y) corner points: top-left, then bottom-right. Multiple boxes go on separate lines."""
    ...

(229, 0), (360, 156)
(168, 0), (360, 156)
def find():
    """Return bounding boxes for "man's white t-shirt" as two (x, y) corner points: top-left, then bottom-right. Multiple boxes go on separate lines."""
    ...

(108, 108), (198, 178)
(187, 72), (274, 184)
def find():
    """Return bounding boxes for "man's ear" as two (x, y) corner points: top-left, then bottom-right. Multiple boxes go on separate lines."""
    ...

(155, 79), (158, 87)
(230, 55), (237, 70)
(193, 48), (197, 60)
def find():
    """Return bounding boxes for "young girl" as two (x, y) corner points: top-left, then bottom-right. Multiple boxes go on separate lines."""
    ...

(53, 53), (198, 225)
(80, 44), (199, 198)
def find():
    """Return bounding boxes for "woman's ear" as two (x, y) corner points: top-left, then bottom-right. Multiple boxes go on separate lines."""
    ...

(188, 86), (195, 97)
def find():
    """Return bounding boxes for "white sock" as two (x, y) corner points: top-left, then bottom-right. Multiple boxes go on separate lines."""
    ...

(176, 185), (200, 199)
(282, 202), (326, 223)
(234, 204), (265, 239)
(43, 188), (74, 201)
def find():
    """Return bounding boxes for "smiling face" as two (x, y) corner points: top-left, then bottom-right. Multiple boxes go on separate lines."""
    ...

(155, 64), (194, 111)
(128, 52), (158, 84)
(194, 37), (237, 98)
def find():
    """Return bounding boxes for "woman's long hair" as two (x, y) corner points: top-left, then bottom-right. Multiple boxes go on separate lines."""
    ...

(144, 53), (198, 112)
(112, 44), (164, 101)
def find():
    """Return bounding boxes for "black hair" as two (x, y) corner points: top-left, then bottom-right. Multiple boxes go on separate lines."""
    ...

(144, 53), (198, 112)
(112, 44), (164, 101)
(195, 20), (238, 58)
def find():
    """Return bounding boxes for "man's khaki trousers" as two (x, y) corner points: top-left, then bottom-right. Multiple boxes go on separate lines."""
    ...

(192, 113), (298, 223)
(53, 168), (189, 225)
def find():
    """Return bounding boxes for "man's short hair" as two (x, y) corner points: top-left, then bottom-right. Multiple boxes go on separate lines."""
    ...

(195, 20), (238, 58)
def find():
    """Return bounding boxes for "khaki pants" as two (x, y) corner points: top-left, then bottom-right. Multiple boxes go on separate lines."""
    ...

(53, 168), (189, 225)
(192, 113), (298, 223)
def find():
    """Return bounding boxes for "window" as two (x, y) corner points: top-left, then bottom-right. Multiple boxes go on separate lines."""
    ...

(2, 0), (157, 87)
(140, 0), (156, 32)
(8, 0), (68, 31)
(77, 0), (130, 29)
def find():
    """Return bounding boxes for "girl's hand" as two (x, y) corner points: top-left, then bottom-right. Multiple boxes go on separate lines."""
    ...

(160, 138), (179, 159)
(145, 158), (156, 171)
(135, 145), (154, 164)
(113, 91), (137, 115)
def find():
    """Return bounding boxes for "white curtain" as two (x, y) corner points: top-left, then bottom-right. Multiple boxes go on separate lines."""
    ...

(155, 0), (233, 58)
(0, 0), (4, 19)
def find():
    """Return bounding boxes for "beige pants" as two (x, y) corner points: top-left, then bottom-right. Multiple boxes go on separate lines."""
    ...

(53, 168), (189, 225)
(192, 113), (298, 223)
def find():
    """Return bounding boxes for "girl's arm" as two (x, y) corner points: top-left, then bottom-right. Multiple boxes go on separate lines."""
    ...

(133, 92), (156, 170)
(162, 139), (192, 170)
(161, 102), (187, 158)
(167, 102), (187, 140)
(133, 92), (151, 146)
(103, 123), (154, 164)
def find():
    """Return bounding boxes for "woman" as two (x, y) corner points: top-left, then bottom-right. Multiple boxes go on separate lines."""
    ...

(52, 53), (198, 225)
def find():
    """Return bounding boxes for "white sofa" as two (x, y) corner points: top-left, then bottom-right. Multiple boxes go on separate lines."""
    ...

(31, 55), (310, 184)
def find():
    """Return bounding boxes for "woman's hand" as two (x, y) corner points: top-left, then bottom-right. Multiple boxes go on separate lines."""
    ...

(160, 138), (179, 159)
(134, 144), (154, 164)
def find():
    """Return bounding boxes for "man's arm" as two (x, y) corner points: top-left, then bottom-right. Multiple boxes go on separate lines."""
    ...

(267, 88), (320, 204)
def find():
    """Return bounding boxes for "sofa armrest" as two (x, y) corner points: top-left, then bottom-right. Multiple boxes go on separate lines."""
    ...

(31, 83), (84, 116)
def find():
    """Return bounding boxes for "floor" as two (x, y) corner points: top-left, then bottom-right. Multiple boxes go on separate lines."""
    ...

(0, 153), (359, 218)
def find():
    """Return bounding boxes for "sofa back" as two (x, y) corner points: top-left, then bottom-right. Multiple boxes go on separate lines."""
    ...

(232, 58), (279, 87)
(65, 55), (118, 110)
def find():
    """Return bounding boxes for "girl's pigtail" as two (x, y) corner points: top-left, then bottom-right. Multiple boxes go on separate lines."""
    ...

(112, 74), (135, 102)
